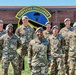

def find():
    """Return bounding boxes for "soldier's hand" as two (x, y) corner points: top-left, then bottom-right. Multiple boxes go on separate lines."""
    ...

(29, 63), (32, 69)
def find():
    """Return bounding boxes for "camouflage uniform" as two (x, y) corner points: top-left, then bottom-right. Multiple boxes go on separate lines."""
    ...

(68, 31), (76, 75)
(15, 25), (35, 70)
(59, 26), (73, 74)
(28, 38), (51, 75)
(0, 33), (21, 75)
(0, 30), (6, 37)
(49, 34), (65, 75)
(0, 29), (6, 59)
(43, 30), (52, 40)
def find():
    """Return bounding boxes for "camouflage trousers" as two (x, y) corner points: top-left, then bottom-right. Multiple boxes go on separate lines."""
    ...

(0, 49), (2, 60)
(64, 50), (69, 75)
(2, 55), (21, 75)
(49, 57), (65, 75)
(19, 46), (28, 71)
(68, 57), (76, 75)
(31, 66), (48, 75)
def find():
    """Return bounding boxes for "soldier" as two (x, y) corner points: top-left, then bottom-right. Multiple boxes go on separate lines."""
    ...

(0, 24), (21, 75)
(68, 22), (76, 75)
(0, 20), (6, 36)
(49, 25), (65, 75)
(28, 27), (51, 75)
(0, 20), (6, 60)
(15, 16), (35, 70)
(43, 22), (52, 40)
(59, 18), (73, 75)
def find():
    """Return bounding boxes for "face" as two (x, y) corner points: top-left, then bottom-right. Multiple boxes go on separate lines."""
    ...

(7, 27), (13, 33)
(22, 18), (28, 26)
(64, 20), (71, 28)
(46, 24), (51, 31)
(0, 23), (3, 30)
(52, 28), (59, 35)
(74, 26), (76, 31)
(36, 30), (43, 39)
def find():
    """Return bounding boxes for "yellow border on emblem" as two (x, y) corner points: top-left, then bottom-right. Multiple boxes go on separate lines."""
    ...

(16, 6), (52, 27)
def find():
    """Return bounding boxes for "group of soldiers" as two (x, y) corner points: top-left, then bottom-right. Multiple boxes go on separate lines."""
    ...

(0, 15), (76, 75)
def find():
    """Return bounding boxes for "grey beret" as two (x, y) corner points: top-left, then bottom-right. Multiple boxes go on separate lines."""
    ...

(35, 27), (43, 33)
(52, 25), (59, 30)
(45, 22), (51, 25)
(64, 18), (70, 23)
(6, 23), (13, 31)
(22, 16), (28, 20)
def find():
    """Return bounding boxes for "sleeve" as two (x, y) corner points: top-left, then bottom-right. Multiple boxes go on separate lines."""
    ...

(59, 29), (62, 34)
(27, 41), (32, 64)
(0, 35), (4, 42)
(15, 27), (20, 38)
(0, 36), (4, 48)
(67, 33), (73, 51)
(43, 30), (45, 38)
(61, 37), (66, 54)
(47, 40), (51, 64)
(32, 28), (36, 39)
(64, 32), (70, 51)
(17, 36), (22, 48)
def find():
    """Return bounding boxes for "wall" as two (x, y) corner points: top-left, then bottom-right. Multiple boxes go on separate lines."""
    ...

(0, 9), (76, 29)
